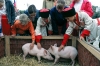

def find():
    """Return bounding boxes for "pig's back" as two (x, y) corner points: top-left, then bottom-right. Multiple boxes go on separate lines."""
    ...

(22, 43), (31, 50)
(22, 43), (39, 53)
(59, 46), (78, 58)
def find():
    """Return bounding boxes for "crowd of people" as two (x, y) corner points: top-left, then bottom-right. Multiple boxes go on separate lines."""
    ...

(0, 0), (100, 51)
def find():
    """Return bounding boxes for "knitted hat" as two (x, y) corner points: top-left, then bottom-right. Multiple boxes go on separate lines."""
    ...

(62, 7), (76, 17)
(39, 9), (50, 18)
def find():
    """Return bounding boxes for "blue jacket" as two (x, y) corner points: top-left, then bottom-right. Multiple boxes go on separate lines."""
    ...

(5, 0), (15, 25)
(24, 10), (39, 29)
(50, 6), (68, 35)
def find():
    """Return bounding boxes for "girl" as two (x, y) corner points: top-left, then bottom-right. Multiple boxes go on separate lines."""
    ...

(58, 7), (100, 51)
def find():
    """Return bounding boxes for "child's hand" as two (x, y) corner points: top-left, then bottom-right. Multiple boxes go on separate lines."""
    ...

(58, 45), (64, 52)
(37, 43), (42, 49)
(80, 36), (85, 41)
(30, 43), (34, 50)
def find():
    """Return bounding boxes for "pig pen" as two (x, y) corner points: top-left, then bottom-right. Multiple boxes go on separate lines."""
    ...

(0, 35), (100, 66)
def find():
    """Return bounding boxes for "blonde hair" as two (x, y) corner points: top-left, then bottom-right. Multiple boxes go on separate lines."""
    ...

(19, 14), (30, 25)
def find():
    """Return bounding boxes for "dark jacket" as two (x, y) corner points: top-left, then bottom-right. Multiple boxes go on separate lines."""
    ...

(24, 10), (39, 29)
(92, 11), (100, 19)
(50, 6), (68, 35)
(5, 0), (15, 25)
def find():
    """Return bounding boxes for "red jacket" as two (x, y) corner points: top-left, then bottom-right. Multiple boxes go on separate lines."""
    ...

(70, 0), (93, 17)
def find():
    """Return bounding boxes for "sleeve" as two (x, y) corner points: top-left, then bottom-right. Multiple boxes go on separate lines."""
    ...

(82, 2), (93, 17)
(80, 29), (90, 38)
(35, 17), (42, 35)
(29, 22), (35, 41)
(35, 35), (42, 43)
(50, 9), (59, 35)
(11, 23), (16, 35)
(6, 1), (15, 25)
(35, 17), (42, 43)
(61, 34), (70, 46)
(80, 12), (92, 38)
(61, 22), (75, 46)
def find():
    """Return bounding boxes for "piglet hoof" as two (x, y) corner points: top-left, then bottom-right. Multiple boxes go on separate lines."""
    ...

(38, 61), (41, 64)
(53, 62), (56, 65)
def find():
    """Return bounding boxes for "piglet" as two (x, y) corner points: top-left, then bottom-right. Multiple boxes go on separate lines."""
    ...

(22, 43), (54, 63)
(48, 43), (78, 66)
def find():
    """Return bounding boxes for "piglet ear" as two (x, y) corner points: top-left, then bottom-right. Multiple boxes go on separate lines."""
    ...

(44, 50), (47, 56)
(54, 43), (57, 47)
(50, 45), (53, 50)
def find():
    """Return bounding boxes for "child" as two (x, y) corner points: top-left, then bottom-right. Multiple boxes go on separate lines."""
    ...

(35, 8), (53, 49)
(58, 7), (100, 51)
(11, 14), (35, 50)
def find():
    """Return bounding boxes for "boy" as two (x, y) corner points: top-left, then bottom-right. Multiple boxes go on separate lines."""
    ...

(35, 8), (53, 49)
(58, 7), (100, 51)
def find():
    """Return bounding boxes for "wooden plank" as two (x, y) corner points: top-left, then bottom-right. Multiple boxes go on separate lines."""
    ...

(8, 35), (73, 39)
(5, 36), (10, 56)
(72, 36), (76, 47)
(77, 38), (100, 60)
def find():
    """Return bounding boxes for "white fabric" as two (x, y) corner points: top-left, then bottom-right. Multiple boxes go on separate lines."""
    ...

(65, 11), (100, 44)
(74, 0), (83, 12)
(0, 33), (3, 37)
(35, 15), (52, 36)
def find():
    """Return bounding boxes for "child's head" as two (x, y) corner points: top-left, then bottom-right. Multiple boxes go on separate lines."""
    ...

(28, 5), (37, 18)
(19, 14), (30, 25)
(62, 7), (76, 22)
(39, 9), (50, 23)
(0, 0), (4, 9)
(56, 0), (65, 12)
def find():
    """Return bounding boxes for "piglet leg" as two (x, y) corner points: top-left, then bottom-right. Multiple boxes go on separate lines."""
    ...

(53, 56), (60, 64)
(37, 55), (41, 63)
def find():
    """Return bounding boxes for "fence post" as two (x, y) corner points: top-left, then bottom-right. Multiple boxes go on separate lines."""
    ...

(72, 36), (76, 47)
(5, 36), (10, 56)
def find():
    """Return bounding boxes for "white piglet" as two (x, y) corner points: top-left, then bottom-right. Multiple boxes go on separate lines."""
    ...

(22, 43), (54, 63)
(48, 43), (78, 66)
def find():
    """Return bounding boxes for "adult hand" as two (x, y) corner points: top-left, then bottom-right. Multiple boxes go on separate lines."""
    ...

(58, 45), (64, 52)
(37, 43), (42, 49)
(30, 41), (35, 50)
(80, 36), (85, 41)
(30, 43), (34, 50)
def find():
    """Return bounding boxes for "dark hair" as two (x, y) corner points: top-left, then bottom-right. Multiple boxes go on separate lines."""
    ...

(28, 5), (36, 14)
(47, 0), (54, 1)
